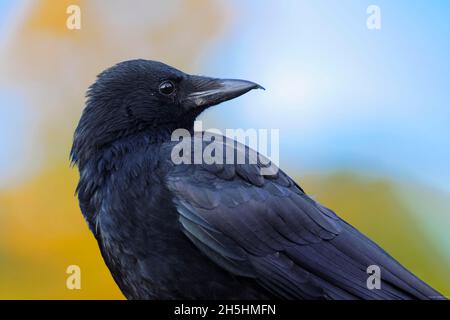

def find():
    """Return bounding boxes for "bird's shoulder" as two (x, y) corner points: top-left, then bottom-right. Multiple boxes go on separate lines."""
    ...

(159, 134), (342, 249)
(158, 133), (343, 245)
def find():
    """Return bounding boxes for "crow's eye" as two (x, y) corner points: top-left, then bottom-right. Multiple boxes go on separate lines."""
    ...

(159, 80), (175, 95)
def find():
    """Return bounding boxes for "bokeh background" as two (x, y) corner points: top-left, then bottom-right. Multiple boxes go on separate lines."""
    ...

(0, 0), (449, 299)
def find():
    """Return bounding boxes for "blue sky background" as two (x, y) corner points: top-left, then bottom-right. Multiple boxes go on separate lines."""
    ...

(0, 1), (27, 185)
(197, 0), (450, 192)
(0, 0), (449, 192)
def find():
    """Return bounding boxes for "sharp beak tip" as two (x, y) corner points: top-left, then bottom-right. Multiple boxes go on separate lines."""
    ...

(242, 80), (264, 91)
(255, 84), (265, 91)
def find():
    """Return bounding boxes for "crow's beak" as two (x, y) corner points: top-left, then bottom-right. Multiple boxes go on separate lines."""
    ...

(184, 75), (264, 109)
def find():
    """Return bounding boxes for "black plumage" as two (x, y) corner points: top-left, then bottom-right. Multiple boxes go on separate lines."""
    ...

(71, 59), (444, 300)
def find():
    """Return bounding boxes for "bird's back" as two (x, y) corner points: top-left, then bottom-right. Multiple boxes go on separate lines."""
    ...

(76, 132), (444, 299)
(161, 136), (444, 300)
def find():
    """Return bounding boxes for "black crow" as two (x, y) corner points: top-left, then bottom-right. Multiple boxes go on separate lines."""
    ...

(71, 59), (444, 300)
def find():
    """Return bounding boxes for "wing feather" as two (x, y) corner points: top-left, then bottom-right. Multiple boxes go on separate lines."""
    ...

(164, 136), (444, 300)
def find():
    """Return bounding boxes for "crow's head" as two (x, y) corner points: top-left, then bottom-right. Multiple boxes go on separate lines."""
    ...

(71, 59), (262, 164)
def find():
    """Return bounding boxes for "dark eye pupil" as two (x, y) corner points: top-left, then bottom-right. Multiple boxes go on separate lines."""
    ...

(159, 81), (174, 95)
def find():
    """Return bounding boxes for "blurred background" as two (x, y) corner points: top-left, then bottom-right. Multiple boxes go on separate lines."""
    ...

(0, 0), (449, 299)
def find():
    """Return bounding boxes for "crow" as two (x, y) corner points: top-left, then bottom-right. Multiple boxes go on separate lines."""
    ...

(71, 59), (444, 300)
